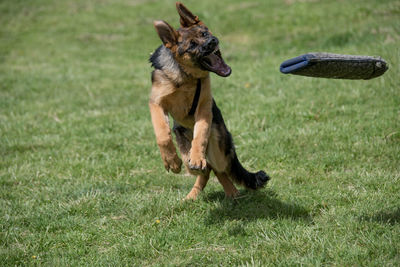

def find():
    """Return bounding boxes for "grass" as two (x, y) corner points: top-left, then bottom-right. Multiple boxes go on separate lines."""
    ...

(1, 0), (399, 265)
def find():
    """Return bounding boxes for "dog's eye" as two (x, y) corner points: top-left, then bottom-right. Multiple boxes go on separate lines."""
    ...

(202, 32), (209, 37)
(189, 40), (197, 50)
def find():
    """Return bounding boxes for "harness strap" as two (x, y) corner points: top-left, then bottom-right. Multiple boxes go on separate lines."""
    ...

(188, 79), (201, 116)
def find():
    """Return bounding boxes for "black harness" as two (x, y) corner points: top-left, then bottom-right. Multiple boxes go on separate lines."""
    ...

(188, 79), (201, 116)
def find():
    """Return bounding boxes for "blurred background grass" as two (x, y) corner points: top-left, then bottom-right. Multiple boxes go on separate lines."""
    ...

(1, 0), (399, 265)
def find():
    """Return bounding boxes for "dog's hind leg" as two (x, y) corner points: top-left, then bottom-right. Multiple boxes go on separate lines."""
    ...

(211, 101), (270, 190)
(173, 121), (211, 200)
(184, 171), (210, 200)
(206, 126), (239, 198)
(214, 172), (239, 198)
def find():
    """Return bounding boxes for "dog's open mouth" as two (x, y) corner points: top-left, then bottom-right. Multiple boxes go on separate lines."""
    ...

(200, 48), (231, 77)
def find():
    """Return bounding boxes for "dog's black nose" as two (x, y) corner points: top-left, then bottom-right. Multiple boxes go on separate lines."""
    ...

(205, 36), (219, 51)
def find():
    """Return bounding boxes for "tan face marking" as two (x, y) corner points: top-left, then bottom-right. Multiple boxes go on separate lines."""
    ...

(178, 25), (211, 53)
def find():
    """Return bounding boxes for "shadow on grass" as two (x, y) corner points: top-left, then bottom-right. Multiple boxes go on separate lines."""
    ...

(1, 143), (52, 156)
(203, 189), (312, 225)
(360, 208), (400, 225)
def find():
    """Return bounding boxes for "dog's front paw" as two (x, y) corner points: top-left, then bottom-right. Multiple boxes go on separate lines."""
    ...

(162, 154), (182, 173)
(188, 152), (207, 171)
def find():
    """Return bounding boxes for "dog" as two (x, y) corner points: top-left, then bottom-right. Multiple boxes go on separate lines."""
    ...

(149, 2), (269, 200)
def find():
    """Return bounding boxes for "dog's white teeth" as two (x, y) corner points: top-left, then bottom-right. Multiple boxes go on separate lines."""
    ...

(213, 46), (219, 54)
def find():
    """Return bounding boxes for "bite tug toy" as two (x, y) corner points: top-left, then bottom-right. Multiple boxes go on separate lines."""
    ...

(280, 53), (388, 80)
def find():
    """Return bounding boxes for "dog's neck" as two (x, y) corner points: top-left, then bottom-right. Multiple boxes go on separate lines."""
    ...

(152, 46), (185, 84)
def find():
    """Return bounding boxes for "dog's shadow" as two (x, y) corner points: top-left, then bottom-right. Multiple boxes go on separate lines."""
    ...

(202, 189), (312, 225)
(360, 208), (400, 225)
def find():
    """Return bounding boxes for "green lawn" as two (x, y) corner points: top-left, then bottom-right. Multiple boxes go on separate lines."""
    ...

(1, 0), (399, 265)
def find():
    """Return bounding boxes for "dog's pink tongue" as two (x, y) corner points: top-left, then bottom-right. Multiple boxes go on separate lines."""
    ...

(208, 53), (231, 77)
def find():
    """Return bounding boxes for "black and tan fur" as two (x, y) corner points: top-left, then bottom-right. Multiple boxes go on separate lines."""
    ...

(149, 2), (269, 200)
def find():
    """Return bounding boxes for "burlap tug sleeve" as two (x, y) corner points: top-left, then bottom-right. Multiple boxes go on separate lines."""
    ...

(280, 53), (388, 80)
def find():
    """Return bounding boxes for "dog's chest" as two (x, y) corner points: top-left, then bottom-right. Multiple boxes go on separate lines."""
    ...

(167, 85), (197, 123)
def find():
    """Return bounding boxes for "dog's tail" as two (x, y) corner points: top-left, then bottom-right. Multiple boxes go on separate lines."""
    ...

(229, 153), (270, 190)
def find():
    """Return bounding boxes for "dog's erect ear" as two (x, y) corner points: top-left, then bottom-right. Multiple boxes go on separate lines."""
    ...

(153, 20), (178, 48)
(176, 2), (202, 27)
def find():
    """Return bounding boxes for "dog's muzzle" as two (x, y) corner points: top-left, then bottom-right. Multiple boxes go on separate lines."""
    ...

(199, 37), (231, 77)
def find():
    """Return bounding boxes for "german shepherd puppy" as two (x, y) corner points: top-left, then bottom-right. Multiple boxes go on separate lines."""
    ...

(149, 2), (269, 200)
